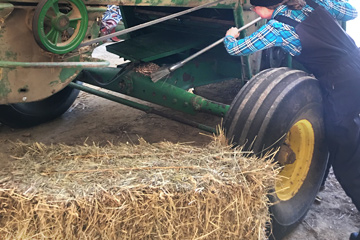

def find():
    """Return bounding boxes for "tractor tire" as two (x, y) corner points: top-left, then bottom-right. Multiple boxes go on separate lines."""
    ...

(0, 84), (80, 128)
(224, 67), (328, 239)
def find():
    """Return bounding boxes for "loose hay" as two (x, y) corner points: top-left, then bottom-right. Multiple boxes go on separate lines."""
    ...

(134, 63), (160, 76)
(0, 134), (279, 240)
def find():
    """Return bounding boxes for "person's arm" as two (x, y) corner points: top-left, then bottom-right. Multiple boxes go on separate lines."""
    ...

(224, 23), (279, 56)
(314, 0), (358, 21)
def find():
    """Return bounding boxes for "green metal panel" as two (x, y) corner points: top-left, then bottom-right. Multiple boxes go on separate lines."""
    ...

(4, 0), (254, 116)
(163, 54), (244, 89)
(106, 4), (246, 86)
(106, 30), (213, 62)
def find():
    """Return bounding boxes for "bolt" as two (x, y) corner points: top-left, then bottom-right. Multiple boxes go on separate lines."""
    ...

(22, 97), (27, 102)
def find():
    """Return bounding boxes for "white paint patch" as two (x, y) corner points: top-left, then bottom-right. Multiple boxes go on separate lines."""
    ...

(347, 0), (360, 46)
(92, 42), (129, 67)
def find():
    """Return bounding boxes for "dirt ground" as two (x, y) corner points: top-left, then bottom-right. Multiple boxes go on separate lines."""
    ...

(0, 44), (359, 239)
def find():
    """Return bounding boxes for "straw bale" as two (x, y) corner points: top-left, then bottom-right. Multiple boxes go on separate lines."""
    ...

(0, 133), (279, 240)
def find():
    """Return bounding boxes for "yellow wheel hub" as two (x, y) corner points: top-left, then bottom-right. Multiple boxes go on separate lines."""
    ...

(275, 119), (315, 201)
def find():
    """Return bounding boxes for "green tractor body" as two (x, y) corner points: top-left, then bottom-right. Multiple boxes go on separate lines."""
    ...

(0, 1), (329, 239)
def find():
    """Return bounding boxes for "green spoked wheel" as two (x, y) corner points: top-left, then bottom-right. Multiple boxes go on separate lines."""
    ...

(32, 0), (88, 54)
(224, 67), (329, 239)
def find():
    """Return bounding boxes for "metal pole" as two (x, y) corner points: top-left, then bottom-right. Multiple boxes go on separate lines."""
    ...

(0, 60), (110, 68)
(168, 17), (262, 72)
(78, 0), (227, 47)
(68, 82), (216, 133)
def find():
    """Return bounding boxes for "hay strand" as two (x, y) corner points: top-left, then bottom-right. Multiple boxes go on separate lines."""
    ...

(0, 134), (279, 240)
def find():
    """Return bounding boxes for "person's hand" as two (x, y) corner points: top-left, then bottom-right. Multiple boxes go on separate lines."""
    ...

(226, 27), (240, 38)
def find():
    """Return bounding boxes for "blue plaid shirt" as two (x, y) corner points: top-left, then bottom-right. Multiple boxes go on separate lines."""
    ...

(224, 0), (358, 56)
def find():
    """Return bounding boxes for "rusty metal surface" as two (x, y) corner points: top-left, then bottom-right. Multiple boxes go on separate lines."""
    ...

(0, 7), (103, 104)
(277, 143), (297, 165)
(1, 0), (256, 105)
(0, 60), (109, 68)
(7, 0), (240, 8)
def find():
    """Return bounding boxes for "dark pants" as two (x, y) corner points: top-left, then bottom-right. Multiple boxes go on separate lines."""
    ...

(324, 111), (360, 211)
(319, 52), (360, 211)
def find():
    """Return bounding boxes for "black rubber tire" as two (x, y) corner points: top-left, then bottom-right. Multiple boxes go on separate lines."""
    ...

(224, 67), (328, 239)
(0, 84), (80, 128)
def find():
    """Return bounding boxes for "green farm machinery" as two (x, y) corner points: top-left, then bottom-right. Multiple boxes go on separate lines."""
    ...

(0, 0), (329, 238)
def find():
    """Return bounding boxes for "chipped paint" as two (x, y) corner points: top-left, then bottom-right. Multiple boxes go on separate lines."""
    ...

(0, 6), (110, 104)
(59, 69), (80, 83)
(49, 80), (60, 86)
(147, 0), (163, 4)
(171, 0), (189, 5)
(5, 50), (16, 61)
(182, 72), (194, 82)
(18, 85), (29, 93)
(0, 69), (11, 98)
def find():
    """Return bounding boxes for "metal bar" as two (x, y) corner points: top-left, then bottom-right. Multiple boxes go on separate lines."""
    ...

(78, 0), (227, 47)
(0, 60), (110, 68)
(80, 68), (229, 117)
(287, 54), (293, 68)
(0, 3), (14, 19)
(234, 5), (252, 79)
(168, 17), (262, 72)
(68, 82), (216, 133)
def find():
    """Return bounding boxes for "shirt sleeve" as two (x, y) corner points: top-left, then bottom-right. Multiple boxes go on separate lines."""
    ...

(314, 0), (358, 21)
(223, 24), (279, 56)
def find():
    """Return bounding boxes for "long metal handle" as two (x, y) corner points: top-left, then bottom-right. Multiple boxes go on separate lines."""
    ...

(0, 60), (110, 68)
(79, 0), (227, 47)
(169, 17), (262, 72)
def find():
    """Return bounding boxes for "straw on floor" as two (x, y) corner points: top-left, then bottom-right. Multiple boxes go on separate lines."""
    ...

(0, 132), (279, 240)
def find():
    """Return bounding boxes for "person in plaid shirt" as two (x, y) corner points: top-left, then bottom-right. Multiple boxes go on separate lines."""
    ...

(224, 0), (360, 239)
(224, 0), (357, 57)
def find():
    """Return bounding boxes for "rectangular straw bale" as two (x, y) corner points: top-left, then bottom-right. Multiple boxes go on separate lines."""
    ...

(0, 135), (278, 240)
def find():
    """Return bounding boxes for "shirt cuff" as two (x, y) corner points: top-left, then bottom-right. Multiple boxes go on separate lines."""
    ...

(224, 35), (237, 44)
